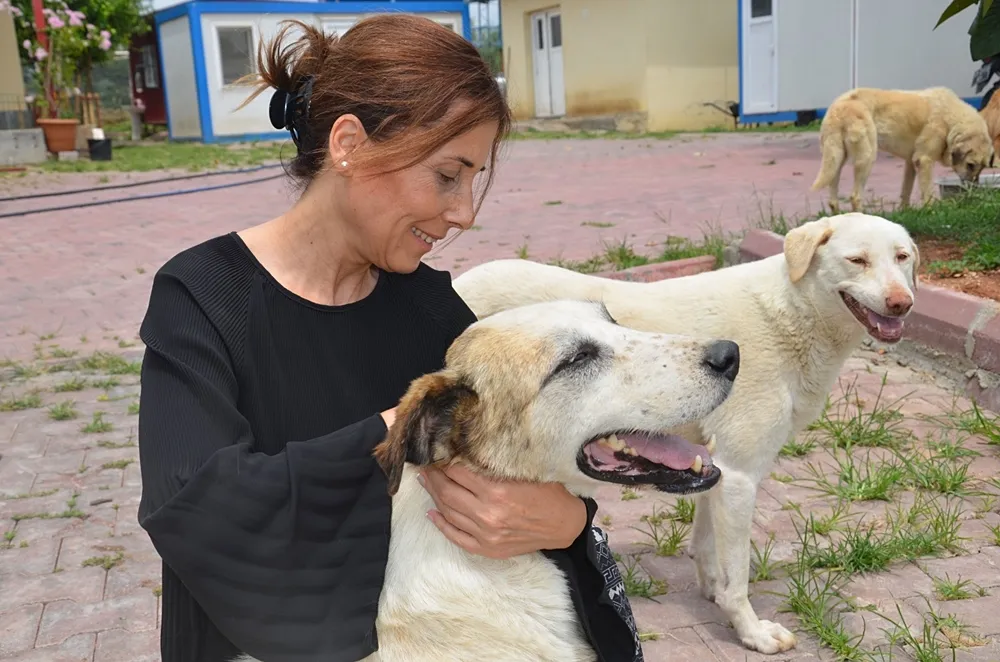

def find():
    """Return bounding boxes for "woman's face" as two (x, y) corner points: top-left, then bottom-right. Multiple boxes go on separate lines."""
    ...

(336, 119), (500, 274)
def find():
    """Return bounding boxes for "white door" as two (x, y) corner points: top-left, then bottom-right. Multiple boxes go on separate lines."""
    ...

(531, 9), (566, 117)
(743, 0), (777, 114)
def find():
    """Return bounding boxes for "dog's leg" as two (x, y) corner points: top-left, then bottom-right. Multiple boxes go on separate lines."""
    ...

(900, 159), (917, 209)
(688, 492), (720, 602)
(849, 138), (876, 213)
(710, 468), (797, 654)
(914, 155), (936, 206)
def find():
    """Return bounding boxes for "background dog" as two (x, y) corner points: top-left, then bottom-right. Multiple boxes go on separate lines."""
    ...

(812, 86), (993, 212)
(452, 213), (920, 655)
(237, 299), (740, 662)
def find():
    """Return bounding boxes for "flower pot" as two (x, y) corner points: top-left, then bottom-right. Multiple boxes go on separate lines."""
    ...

(36, 118), (80, 154)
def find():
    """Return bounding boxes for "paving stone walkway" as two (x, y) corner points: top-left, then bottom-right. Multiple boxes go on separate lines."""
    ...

(2, 341), (999, 661)
(1, 134), (996, 661)
(0, 132), (958, 362)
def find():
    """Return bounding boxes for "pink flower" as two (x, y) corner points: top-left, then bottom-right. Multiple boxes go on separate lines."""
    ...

(23, 39), (30, 51)
(86, 23), (95, 30)
(68, 10), (83, 25)
(99, 38), (111, 51)
(100, 29), (110, 38)
(34, 47), (47, 61)
(47, 14), (64, 28)
(10, 5), (20, 15)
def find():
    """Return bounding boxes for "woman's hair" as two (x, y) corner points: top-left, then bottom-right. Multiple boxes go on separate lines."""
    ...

(240, 14), (511, 209)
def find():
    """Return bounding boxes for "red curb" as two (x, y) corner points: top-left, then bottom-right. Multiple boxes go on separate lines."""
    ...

(735, 229), (1000, 375)
(594, 254), (717, 282)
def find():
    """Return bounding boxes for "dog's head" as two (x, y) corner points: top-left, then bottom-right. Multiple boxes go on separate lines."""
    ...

(784, 213), (919, 345)
(374, 300), (739, 497)
(946, 123), (994, 182)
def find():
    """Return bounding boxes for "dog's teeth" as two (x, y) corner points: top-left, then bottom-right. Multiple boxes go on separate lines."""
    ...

(623, 446), (638, 456)
(603, 435), (626, 451)
(691, 455), (703, 474)
(705, 435), (717, 454)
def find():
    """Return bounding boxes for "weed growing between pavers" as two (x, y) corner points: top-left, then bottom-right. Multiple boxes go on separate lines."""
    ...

(547, 232), (731, 275)
(48, 400), (78, 420)
(766, 369), (1000, 660)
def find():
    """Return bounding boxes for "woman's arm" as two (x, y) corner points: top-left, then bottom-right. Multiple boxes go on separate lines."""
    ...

(137, 271), (393, 662)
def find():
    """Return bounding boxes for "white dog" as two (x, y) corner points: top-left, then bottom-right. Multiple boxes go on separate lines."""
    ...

(451, 213), (919, 654)
(237, 299), (739, 662)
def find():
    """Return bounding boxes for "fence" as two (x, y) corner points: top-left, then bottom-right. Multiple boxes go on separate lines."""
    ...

(0, 93), (34, 131)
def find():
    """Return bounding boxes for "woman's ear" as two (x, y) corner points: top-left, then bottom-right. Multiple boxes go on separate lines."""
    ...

(327, 114), (368, 169)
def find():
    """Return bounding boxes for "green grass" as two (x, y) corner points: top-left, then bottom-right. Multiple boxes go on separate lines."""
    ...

(759, 187), (1000, 277)
(547, 232), (730, 275)
(34, 141), (288, 173)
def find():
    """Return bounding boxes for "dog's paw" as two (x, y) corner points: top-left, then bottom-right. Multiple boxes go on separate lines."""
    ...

(740, 620), (797, 655)
(693, 565), (718, 602)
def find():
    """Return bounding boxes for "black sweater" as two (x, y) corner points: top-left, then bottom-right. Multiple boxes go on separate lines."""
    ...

(136, 232), (641, 662)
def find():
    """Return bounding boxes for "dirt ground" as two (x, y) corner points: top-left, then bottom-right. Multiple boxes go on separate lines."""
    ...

(917, 239), (1000, 302)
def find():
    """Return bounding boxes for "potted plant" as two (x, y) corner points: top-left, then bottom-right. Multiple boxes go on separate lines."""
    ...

(6, 0), (112, 153)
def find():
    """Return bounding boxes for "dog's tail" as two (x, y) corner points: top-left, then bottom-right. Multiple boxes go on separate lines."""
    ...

(811, 102), (874, 191)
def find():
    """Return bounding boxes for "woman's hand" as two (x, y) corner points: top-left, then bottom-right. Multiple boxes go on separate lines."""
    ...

(418, 463), (588, 559)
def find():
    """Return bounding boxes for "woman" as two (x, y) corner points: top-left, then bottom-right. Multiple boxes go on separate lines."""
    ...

(137, 13), (643, 662)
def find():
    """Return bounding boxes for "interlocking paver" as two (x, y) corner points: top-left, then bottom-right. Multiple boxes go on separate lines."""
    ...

(1, 135), (998, 661)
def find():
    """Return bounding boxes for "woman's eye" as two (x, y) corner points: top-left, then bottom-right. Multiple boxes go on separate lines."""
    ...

(437, 172), (459, 185)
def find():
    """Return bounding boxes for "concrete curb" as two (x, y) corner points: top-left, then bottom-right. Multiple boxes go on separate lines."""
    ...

(736, 230), (1000, 407)
(594, 254), (716, 282)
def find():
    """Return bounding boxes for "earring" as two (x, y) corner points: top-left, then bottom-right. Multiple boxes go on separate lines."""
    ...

(340, 160), (348, 168)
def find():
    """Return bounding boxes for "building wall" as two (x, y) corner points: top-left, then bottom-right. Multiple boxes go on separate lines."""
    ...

(160, 15), (201, 138)
(500, 0), (738, 131)
(200, 10), (464, 138)
(0, 9), (26, 108)
(500, 0), (647, 121)
(644, 0), (737, 131)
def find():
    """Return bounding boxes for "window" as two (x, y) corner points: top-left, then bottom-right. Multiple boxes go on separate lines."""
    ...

(549, 14), (562, 48)
(751, 0), (772, 18)
(217, 26), (255, 86)
(536, 17), (544, 50)
(141, 45), (159, 89)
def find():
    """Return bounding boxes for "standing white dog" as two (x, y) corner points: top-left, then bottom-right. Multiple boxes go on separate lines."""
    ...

(451, 213), (919, 654)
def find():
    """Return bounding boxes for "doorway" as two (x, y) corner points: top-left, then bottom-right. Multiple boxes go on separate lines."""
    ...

(530, 8), (565, 117)
(742, 0), (777, 114)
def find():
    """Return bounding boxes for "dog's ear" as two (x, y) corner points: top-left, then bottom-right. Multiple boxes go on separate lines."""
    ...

(784, 219), (834, 283)
(373, 371), (478, 496)
(910, 239), (921, 292)
(950, 147), (968, 168)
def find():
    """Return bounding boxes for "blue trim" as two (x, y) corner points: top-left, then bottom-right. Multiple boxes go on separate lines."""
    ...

(740, 97), (985, 125)
(166, 1), (469, 16)
(736, 0), (742, 121)
(188, 2), (213, 142)
(208, 131), (291, 144)
(153, 2), (188, 25)
(461, 2), (471, 42)
(154, 19), (174, 140)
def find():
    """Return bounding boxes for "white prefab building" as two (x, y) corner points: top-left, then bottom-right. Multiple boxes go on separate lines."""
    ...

(150, 1), (471, 142)
(738, 0), (984, 123)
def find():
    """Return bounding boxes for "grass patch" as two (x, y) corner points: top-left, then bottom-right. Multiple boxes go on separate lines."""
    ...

(54, 377), (87, 392)
(79, 352), (141, 376)
(101, 459), (134, 470)
(0, 391), (42, 411)
(548, 232), (730, 275)
(48, 400), (78, 421)
(82, 411), (113, 434)
(37, 141), (287, 173)
(12, 493), (86, 521)
(617, 553), (667, 598)
(82, 550), (125, 570)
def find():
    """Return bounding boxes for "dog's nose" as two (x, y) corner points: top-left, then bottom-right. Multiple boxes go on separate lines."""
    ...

(703, 340), (740, 382)
(885, 291), (913, 316)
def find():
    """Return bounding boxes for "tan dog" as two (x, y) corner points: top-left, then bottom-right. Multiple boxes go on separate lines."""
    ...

(812, 86), (994, 212)
(452, 213), (920, 655)
(237, 299), (739, 662)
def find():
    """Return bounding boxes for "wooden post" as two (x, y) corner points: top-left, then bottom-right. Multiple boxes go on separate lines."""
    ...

(30, 0), (56, 118)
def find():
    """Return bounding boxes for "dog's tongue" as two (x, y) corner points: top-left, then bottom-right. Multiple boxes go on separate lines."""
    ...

(867, 310), (904, 339)
(623, 433), (709, 470)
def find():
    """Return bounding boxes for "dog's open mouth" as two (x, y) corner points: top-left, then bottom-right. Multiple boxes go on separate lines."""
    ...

(840, 291), (905, 344)
(577, 432), (721, 495)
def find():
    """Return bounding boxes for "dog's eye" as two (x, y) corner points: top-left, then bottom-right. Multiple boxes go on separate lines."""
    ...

(896, 253), (909, 263)
(847, 256), (868, 266)
(552, 342), (600, 377)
